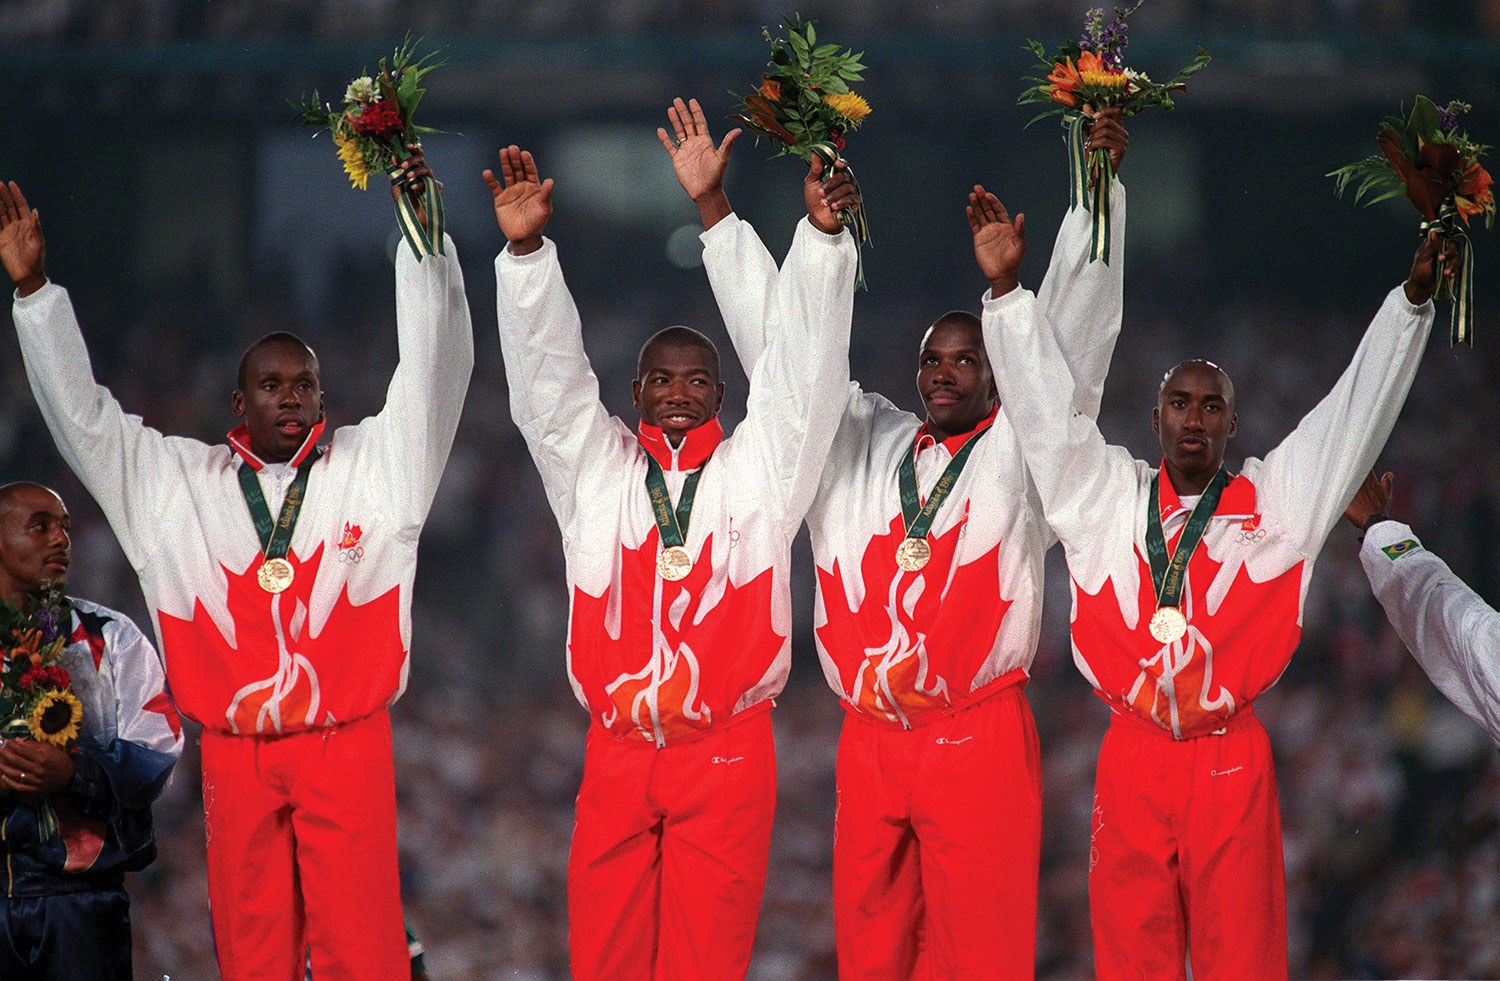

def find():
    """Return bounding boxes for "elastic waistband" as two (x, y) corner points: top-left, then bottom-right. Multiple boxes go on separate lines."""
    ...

(841, 667), (1029, 731)
(1107, 703), (1259, 741)
(201, 708), (384, 744)
(591, 697), (774, 750)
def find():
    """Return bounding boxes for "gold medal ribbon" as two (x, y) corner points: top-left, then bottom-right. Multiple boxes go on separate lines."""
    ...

(1145, 467), (1229, 632)
(238, 447), (322, 570)
(895, 427), (988, 560)
(644, 455), (705, 555)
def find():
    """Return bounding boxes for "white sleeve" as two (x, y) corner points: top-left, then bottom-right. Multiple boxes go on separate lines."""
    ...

(983, 285), (1139, 561)
(362, 235), (475, 527)
(11, 283), (185, 568)
(108, 614), (184, 760)
(1257, 287), (1434, 558)
(496, 238), (631, 531)
(701, 212), (780, 376)
(1362, 521), (1500, 743)
(733, 217), (856, 528)
(1033, 177), (1126, 420)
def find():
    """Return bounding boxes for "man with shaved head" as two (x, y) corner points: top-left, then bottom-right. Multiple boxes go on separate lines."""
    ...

(0, 146), (473, 979)
(487, 123), (855, 977)
(667, 91), (1131, 976)
(983, 213), (1452, 977)
(0, 481), (181, 980)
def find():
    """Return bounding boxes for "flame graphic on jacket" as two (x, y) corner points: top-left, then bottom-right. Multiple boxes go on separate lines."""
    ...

(569, 530), (782, 744)
(158, 544), (405, 734)
(1072, 538), (1304, 739)
(818, 514), (1007, 727)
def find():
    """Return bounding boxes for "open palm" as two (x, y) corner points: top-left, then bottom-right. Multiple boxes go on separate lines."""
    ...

(0, 181), (45, 290)
(657, 97), (738, 201)
(483, 146), (554, 244)
(968, 185), (1025, 287)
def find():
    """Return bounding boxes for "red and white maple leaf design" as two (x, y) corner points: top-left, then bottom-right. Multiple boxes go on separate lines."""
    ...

(817, 513), (1008, 727)
(569, 529), (782, 743)
(339, 522), (363, 550)
(1073, 536), (1304, 739)
(158, 544), (405, 734)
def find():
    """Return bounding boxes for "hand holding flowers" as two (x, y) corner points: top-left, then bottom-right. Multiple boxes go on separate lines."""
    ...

(1331, 96), (1493, 343)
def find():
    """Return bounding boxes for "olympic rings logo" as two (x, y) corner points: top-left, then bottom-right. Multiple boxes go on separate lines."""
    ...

(338, 545), (365, 563)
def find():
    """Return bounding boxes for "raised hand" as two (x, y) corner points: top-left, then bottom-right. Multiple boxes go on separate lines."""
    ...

(1344, 469), (1394, 530)
(483, 146), (554, 256)
(0, 181), (47, 297)
(968, 185), (1026, 296)
(805, 156), (860, 235)
(658, 98), (740, 202)
(1084, 106), (1129, 174)
(1405, 228), (1460, 305)
(391, 143), (441, 234)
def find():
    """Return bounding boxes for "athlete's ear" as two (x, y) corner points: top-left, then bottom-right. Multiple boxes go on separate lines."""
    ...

(1228, 412), (1237, 439)
(1151, 406), (1160, 434)
(715, 382), (725, 414)
(631, 378), (643, 414)
(232, 389), (245, 418)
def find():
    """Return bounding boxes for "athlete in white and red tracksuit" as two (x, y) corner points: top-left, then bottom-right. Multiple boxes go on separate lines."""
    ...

(984, 220), (1450, 979)
(1, 162), (473, 980)
(487, 144), (855, 978)
(667, 99), (1130, 976)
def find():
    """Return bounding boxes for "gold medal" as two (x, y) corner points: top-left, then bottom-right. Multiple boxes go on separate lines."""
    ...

(657, 545), (693, 582)
(257, 557), (295, 594)
(1149, 605), (1188, 644)
(895, 537), (931, 572)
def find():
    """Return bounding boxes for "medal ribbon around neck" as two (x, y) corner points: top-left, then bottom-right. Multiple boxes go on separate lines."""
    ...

(1145, 467), (1229, 636)
(894, 427), (988, 570)
(238, 447), (322, 591)
(645, 455), (706, 580)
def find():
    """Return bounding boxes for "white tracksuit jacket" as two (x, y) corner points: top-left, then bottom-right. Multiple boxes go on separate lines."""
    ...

(986, 282), (1434, 739)
(496, 219), (855, 747)
(701, 184), (1124, 728)
(11, 239), (473, 735)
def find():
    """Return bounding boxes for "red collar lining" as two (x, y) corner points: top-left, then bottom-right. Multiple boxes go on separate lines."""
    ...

(227, 419), (326, 471)
(1156, 462), (1257, 520)
(636, 417), (724, 471)
(915, 404), (999, 457)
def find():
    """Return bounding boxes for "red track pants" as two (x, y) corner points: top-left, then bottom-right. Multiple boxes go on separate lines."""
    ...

(1089, 709), (1288, 981)
(833, 678), (1041, 980)
(568, 706), (777, 980)
(200, 710), (407, 981)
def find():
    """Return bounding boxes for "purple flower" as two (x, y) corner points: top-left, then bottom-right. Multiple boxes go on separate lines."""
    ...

(37, 609), (59, 644)
(1438, 100), (1471, 137)
(1080, 5), (1131, 67)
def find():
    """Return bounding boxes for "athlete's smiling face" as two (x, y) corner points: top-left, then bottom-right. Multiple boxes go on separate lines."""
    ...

(633, 339), (724, 447)
(233, 336), (324, 463)
(917, 314), (996, 442)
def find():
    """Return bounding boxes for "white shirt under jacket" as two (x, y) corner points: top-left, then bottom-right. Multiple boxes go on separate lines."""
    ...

(985, 282), (1433, 739)
(496, 219), (856, 747)
(11, 239), (473, 736)
(1362, 520), (1500, 743)
(702, 183), (1125, 729)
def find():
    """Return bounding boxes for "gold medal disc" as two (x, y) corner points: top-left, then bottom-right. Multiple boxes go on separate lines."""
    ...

(258, 558), (295, 594)
(895, 537), (932, 573)
(1148, 605), (1188, 644)
(657, 545), (693, 582)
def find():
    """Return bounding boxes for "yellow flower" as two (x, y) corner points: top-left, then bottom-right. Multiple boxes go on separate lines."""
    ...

(1080, 68), (1129, 90)
(823, 92), (872, 123)
(28, 690), (82, 747)
(335, 132), (371, 191)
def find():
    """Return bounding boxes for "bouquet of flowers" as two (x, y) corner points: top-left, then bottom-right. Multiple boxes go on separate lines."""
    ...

(732, 16), (871, 284)
(0, 581), (81, 840)
(292, 37), (446, 259)
(1330, 96), (1494, 345)
(1018, 2), (1210, 262)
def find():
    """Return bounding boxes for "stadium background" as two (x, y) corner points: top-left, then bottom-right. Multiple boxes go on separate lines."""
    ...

(3, 0), (1499, 976)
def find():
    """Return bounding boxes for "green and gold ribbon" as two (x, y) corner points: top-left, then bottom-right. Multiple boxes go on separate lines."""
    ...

(895, 428), (987, 543)
(810, 140), (870, 290)
(1421, 203), (1475, 346)
(645, 456), (704, 551)
(238, 448), (323, 560)
(1063, 114), (1113, 265)
(387, 146), (445, 261)
(1145, 468), (1229, 615)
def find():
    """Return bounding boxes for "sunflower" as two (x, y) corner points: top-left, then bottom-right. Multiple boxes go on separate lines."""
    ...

(335, 132), (371, 191)
(823, 92), (872, 123)
(28, 690), (82, 747)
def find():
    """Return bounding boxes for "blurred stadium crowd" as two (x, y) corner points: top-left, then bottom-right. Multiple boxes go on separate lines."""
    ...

(4, 0), (1500, 977)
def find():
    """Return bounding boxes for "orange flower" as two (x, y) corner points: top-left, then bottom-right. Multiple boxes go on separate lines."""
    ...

(1456, 161), (1495, 223)
(759, 77), (782, 101)
(1047, 50), (1107, 108)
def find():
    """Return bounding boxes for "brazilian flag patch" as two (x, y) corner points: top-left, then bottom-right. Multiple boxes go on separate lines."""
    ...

(1382, 539), (1421, 560)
